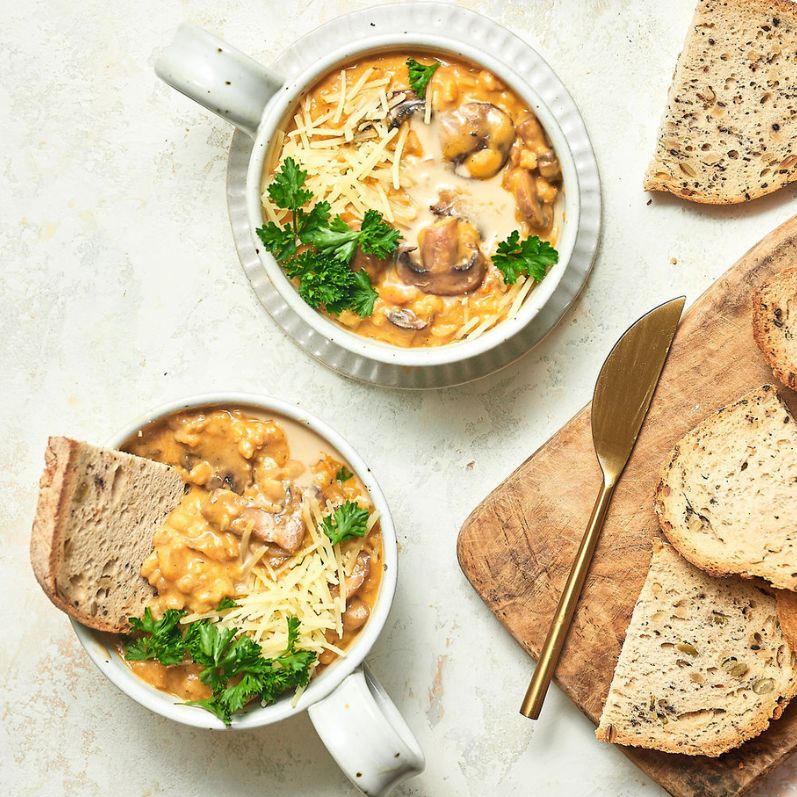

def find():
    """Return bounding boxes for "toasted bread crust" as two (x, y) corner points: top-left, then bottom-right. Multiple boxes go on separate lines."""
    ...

(777, 590), (797, 655)
(752, 268), (797, 391)
(30, 438), (81, 621)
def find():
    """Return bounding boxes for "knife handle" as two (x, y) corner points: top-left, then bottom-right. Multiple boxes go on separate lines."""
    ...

(520, 477), (616, 719)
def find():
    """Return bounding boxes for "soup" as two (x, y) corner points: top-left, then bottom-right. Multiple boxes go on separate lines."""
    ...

(259, 52), (562, 348)
(118, 407), (382, 711)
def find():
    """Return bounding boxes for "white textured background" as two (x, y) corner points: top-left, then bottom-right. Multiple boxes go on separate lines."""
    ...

(2, 1), (796, 795)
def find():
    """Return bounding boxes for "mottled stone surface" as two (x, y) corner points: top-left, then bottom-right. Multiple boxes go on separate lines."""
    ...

(1, 1), (796, 795)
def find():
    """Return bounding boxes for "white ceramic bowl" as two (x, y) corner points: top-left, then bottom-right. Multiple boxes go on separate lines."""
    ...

(71, 393), (423, 796)
(244, 39), (579, 370)
(155, 4), (597, 383)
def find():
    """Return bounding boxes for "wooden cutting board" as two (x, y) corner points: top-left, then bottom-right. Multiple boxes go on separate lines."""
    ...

(457, 215), (797, 797)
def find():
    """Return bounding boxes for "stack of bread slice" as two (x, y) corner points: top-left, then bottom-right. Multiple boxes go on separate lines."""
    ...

(597, 385), (797, 756)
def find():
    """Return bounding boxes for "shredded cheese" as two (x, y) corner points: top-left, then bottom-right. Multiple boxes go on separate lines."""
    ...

(392, 123), (410, 190)
(262, 63), (411, 228)
(333, 69), (346, 123)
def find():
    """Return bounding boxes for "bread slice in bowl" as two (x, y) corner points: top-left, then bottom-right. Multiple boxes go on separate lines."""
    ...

(30, 437), (185, 633)
(655, 385), (797, 591)
(753, 268), (797, 391)
(644, 0), (797, 204)
(596, 539), (797, 756)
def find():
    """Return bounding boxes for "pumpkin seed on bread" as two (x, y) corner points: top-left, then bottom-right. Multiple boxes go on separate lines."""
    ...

(753, 267), (797, 390)
(655, 385), (797, 591)
(596, 540), (797, 756)
(644, 0), (797, 204)
(30, 437), (185, 633)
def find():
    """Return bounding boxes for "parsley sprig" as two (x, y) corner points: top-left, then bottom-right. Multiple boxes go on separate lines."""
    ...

(256, 158), (400, 317)
(321, 500), (370, 546)
(124, 611), (315, 725)
(126, 608), (186, 666)
(406, 57), (440, 99)
(492, 231), (559, 285)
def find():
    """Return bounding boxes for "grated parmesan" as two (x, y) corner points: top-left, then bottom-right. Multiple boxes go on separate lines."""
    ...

(262, 63), (411, 228)
(178, 494), (378, 674)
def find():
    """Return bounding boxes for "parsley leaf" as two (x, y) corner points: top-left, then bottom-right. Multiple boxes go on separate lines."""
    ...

(304, 215), (361, 262)
(285, 250), (355, 310)
(342, 270), (379, 317)
(286, 615), (301, 650)
(296, 201), (331, 243)
(267, 157), (313, 211)
(256, 221), (297, 261)
(358, 210), (402, 259)
(282, 250), (378, 318)
(216, 597), (239, 611)
(406, 57), (440, 99)
(335, 466), (354, 482)
(492, 231), (559, 285)
(125, 608), (187, 666)
(320, 501), (370, 545)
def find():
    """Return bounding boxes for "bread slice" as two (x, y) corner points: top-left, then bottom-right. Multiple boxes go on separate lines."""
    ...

(596, 540), (797, 756)
(655, 385), (797, 590)
(777, 589), (797, 654)
(644, 0), (797, 204)
(30, 437), (185, 633)
(753, 268), (797, 390)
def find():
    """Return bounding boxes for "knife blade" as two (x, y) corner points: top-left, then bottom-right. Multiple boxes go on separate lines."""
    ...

(520, 295), (686, 720)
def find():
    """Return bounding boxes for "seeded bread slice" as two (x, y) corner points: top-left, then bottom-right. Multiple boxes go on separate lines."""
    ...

(30, 437), (185, 633)
(644, 0), (797, 204)
(596, 540), (797, 756)
(655, 385), (797, 591)
(753, 268), (797, 390)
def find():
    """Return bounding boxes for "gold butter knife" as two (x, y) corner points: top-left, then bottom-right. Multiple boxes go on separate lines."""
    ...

(520, 296), (686, 720)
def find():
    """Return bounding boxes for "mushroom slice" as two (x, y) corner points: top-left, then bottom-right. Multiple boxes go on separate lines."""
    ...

(430, 189), (468, 219)
(342, 598), (370, 632)
(537, 149), (561, 181)
(345, 552), (371, 599)
(430, 191), (456, 218)
(438, 102), (515, 179)
(507, 168), (553, 231)
(516, 112), (546, 146)
(184, 437), (252, 494)
(178, 448), (250, 494)
(331, 552), (371, 600)
(228, 487), (306, 553)
(386, 90), (425, 130)
(386, 308), (428, 331)
(396, 217), (486, 296)
(352, 247), (392, 280)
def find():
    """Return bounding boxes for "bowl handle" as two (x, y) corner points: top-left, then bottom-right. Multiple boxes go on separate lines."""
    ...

(154, 23), (284, 138)
(308, 663), (425, 795)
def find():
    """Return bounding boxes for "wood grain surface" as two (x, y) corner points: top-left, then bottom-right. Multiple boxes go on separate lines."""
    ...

(457, 215), (797, 797)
